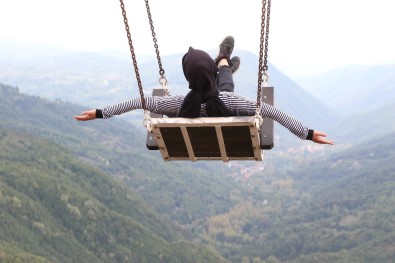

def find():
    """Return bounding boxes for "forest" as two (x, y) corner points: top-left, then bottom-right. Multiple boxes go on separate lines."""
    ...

(0, 49), (394, 262)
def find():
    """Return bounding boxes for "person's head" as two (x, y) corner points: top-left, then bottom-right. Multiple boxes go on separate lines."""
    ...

(182, 47), (218, 99)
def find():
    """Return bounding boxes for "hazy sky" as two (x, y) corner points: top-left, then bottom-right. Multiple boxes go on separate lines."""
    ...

(1, 0), (394, 78)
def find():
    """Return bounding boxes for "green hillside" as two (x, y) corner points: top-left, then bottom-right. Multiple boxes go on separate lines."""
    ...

(1, 78), (394, 263)
(196, 132), (395, 263)
(286, 133), (395, 262)
(0, 83), (241, 228)
(0, 128), (224, 262)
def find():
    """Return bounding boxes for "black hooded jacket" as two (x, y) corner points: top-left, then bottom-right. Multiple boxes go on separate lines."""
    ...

(178, 47), (232, 118)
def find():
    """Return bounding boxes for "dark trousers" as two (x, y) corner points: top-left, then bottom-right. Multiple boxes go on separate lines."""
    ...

(217, 65), (234, 92)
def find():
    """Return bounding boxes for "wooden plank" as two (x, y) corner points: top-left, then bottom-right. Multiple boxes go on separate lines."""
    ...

(187, 126), (221, 158)
(222, 125), (254, 157)
(157, 127), (188, 158)
(180, 126), (196, 161)
(215, 126), (229, 162)
(151, 116), (258, 127)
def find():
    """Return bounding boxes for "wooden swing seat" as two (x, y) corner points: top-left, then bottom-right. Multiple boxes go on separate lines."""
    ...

(146, 87), (274, 162)
(149, 116), (262, 161)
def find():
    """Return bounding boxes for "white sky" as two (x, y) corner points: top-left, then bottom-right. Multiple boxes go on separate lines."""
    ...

(1, 0), (394, 77)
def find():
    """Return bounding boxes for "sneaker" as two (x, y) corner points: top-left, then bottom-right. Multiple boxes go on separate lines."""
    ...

(229, 56), (240, 74)
(214, 36), (234, 65)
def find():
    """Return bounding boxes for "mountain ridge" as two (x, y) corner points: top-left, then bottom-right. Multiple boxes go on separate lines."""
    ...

(1, 80), (394, 262)
(0, 128), (224, 262)
(1, 42), (395, 262)
(0, 46), (337, 131)
(297, 64), (395, 115)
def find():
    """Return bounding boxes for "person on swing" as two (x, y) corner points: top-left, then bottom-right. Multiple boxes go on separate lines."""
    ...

(75, 36), (334, 145)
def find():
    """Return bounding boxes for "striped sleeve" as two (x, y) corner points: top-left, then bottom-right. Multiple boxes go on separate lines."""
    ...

(260, 102), (310, 140)
(101, 97), (157, 119)
(100, 96), (185, 118)
(219, 92), (310, 140)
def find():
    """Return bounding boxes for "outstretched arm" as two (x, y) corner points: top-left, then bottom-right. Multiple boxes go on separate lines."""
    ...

(74, 96), (181, 121)
(74, 95), (334, 145)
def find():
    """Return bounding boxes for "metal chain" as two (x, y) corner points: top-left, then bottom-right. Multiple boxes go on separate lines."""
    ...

(119, 0), (147, 110)
(144, 0), (167, 83)
(256, 0), (271, 111)
(264, 0), (271, 72)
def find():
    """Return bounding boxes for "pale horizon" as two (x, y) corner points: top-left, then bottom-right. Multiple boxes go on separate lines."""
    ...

(1, 0), (394, 78)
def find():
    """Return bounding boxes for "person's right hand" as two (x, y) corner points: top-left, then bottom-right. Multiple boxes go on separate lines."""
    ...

(74, 109), (96, 121)
(312, 130), (334, 145)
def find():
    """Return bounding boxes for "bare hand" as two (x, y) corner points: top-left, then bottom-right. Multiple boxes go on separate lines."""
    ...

(312, 130), (334, 145)
(74, 109), (96, 121)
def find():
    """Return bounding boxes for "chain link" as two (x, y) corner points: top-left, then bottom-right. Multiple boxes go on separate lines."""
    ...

(263, 0), (271, 72)
(256, 0), (271, 111)
(144, 0), (166, 80)
(119, 0), (147, 110)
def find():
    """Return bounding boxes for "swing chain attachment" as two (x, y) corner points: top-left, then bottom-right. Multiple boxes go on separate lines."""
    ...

(143, 110), (153, 132)
(263, 70), (269, 87)
(255, 69), (269, 117)
(254, 112), (264, 130)
(159, 76), (170, 96)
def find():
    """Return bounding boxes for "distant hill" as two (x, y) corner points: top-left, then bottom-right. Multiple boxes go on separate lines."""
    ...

(0, 44), (337, 132)
(297, 64), (395, 115)
(329, 99), (395, 144)
(296, 64), (395, 144)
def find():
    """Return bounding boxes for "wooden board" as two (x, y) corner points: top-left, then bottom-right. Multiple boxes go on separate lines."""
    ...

(150, 116), (263, 162)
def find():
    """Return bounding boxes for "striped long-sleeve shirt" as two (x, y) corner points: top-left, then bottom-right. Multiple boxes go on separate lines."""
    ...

(98, 92), (314, 140)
